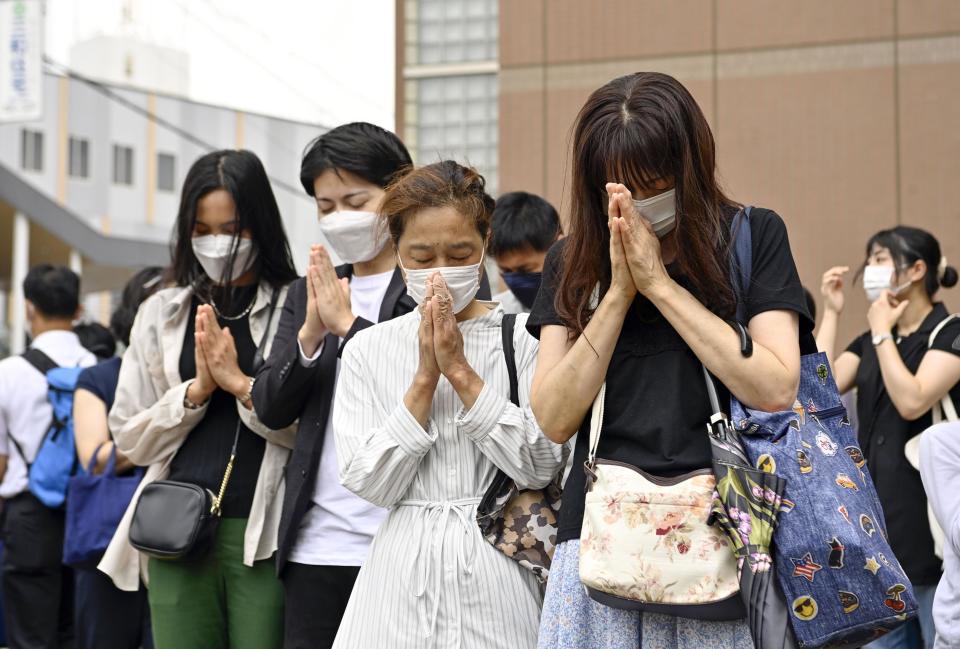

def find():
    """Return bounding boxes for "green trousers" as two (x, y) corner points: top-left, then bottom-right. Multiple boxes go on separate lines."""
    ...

(148, 518), (284, 649)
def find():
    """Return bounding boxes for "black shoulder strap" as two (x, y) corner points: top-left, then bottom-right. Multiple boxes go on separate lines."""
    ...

(501, 314), (519, 407)
(22, 348), (59, 376)
(9, 349), (59, 467)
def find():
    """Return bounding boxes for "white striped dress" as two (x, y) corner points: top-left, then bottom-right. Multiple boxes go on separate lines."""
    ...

(331, 304), (565, 649)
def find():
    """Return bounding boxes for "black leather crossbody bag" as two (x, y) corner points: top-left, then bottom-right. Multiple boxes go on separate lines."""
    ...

(129, 287), (280, 560)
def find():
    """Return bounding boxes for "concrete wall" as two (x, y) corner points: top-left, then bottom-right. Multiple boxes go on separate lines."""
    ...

(498, 1), (960, 345)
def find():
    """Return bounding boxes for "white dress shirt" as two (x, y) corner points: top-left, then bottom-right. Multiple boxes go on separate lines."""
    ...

(0, 330), (96, 498)
(330, 306), (565, 648)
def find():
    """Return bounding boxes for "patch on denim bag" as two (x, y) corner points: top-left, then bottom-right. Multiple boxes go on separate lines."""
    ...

(828, 537), (845, 568)
(796, 449), (812, 474)
(883, 584), (907, 613)
(864, 556), (881, 574)
(756, 454), (777, 473)
(835, 473), (858, 491)
(817, 363), (829, 385)
(860, 514), (876, 537)
(816, 432), (838, 456)
(845, 446), (866, 468)
(791, 553), (822, 582)
(839, 590), (860, 613)
(837, 504), (852, 525)
(792, 595), (819, 621)
(792, 400), (806, 425)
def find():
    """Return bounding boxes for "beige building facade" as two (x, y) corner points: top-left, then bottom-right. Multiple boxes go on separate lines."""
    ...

(399, 1), (959, 345)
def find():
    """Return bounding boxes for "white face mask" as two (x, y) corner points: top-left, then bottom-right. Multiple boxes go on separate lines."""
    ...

(191, 235), (258, 284)
(400, 256), (484, 314)
(863, 264), (911, 303)
(317, 210), (389, 264)
(629, 189), (677, 238)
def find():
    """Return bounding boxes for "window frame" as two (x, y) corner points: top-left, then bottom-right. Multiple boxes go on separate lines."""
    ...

(68, 136), (91, 180)
(112, 143), (134, 186)
(156, 152), (176, 192)
(20, 128), (44, 172)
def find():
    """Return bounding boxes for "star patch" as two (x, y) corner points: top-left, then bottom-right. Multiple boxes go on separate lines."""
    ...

(791, 553), (823, 582)
(864, 556), (881, 575)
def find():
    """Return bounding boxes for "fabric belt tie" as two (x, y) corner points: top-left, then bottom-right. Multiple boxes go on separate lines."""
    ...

(397, 497), (482, 649)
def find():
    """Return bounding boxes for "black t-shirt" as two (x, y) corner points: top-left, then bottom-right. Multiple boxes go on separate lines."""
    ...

(845, 303), (960, 585)
(76, 357), (122, 411)
(527, 207), (814, 544)
(172, 286), (266, 519)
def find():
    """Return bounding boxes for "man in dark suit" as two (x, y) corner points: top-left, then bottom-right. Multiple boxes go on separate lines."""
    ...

(252, 123), (489, 649)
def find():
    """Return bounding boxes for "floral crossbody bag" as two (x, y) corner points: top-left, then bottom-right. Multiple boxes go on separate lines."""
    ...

(578, 368), (744, 619)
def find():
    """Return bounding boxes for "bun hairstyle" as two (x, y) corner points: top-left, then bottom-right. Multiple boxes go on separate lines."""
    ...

(865, 225), (957, 297)
(110, 266), (166, 347)
(940, 256), (959, 290)
(379, 160), (495, 245)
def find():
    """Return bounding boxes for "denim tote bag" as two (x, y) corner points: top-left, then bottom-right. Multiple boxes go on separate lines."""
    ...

(64, 443), (143, 567)
(731, 358), (917, 647)
(730, 212), (917, 647)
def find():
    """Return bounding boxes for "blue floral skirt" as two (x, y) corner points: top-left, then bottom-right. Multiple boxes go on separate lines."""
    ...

(538, 540), (753, 649)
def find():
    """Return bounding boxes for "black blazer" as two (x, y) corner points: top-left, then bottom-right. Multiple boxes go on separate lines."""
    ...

(252, 264), (490, 573)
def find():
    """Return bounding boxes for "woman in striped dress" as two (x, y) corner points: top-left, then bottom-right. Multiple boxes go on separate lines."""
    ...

(331, 160), (565, 649)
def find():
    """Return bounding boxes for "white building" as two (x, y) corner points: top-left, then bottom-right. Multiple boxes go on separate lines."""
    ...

(0, 70), (325, 356)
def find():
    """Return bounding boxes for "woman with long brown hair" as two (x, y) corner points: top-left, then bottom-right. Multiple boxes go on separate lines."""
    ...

(529, 72), (814, 648)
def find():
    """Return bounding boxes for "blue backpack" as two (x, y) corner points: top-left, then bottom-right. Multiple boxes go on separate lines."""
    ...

(730, 209), (917, 647)
(10, 349), (84, 508)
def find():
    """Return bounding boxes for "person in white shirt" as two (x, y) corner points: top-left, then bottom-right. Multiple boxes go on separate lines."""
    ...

(489, 191), (561, 314)
(0, 264), (95, 649)
(251, 122), (419, 649)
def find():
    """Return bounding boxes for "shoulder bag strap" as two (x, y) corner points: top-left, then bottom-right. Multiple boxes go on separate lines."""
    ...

(929, 314), (959, 423)
(730, 207), (754, 357)
(212, 285), (282, 515)
(22, 348), (61, 375)
(730, 206), (753, 325)
(8, 349), (62, 467)
(586, 383), (607, 469)
(501, 314), (519, 407)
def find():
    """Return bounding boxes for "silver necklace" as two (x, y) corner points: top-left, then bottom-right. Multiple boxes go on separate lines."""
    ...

(208, 293), (255, 321)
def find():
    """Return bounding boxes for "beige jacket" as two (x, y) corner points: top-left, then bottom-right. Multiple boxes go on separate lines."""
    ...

(99, 282), (295, 591)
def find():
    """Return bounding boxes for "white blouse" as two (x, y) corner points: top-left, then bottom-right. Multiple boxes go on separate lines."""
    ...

(332, 304), (565, 649)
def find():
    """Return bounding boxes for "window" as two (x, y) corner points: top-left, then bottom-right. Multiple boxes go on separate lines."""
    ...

(112, 144), (134, 185)
(68, 137), (90, 179)
(410, 73), (498, 192)
(410, 0), (497, 65)
(156, 153), (176, 192)
(20, 129), (43, 172)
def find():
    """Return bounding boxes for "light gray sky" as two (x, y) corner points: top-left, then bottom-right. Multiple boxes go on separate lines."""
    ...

(44, 0), (396, 129)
